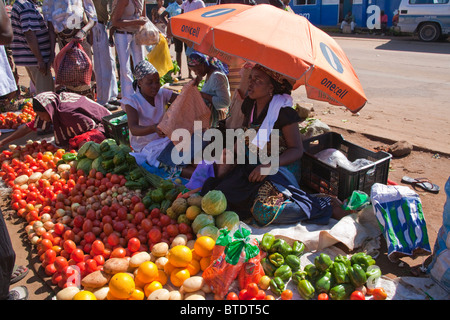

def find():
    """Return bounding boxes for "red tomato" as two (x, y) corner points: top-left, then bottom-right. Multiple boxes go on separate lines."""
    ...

(226, 292), (239, 300)
(93, 254), (105, 266)
(150, 208), (160, 219)
(350, 290), (366, 300)
(166, 224), (179, 237)
(281, 289), (293, 300)
(54, 256), (69, 272)
(246, 283), (259, 298)
(85, 259), (98, 273)
(63, 240), (76, 254)
(45, 263), (57, 276)
(255, 289), (266, 300)
(134, 202), (146, 213)
(159, 214), (171, 227)
(70, 248), (85, 263)
(107, 233), (120, 247)
(110, 247), (127, 258)
(372, 287), (387, 300)
(44, 249), (57, 264)
(140, 218), (153, 232)
(318, 293), (329, 300)
(148, 228), (162, 243)
(127, 237), (141, 253)
(239, 289), (250, 300)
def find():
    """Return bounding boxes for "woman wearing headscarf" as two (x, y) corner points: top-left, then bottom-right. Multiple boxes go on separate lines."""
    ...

(200, 64), (348, 227)
(187, 51), (231, 127)
(0, 91), (111, 149)
(122, 60), (178, 164)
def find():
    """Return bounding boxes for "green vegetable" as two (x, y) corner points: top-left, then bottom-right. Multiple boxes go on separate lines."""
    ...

(329, 283), (354, 300)
(260, 233), (275, 252)
(113, 163), (128, 174)
(160, 179), (174, 192)
(76, 158), (93, 174)
(101, 159), (114, 171)
(101, 150), (116, 160)
(99, 139), (117, 152)
(268, 253), (285, 268)
(125, 181), (144, 190)
(270, 239), (292, 257)
(113, 152), (126, 166)
(191, 213), (215, 234)
(142, 195), (152, 209)
(350, 252), (376, 271)
(201, 190), (227, 216)
(314, 253), (333, 272)
(365, 265), (382, 280)
(118, 144), (132, 153)
(129, 168), (143, 181)
(285, 255), (301, 271)
(348, 264), (367, 287)
(292, 271), (307, 285)
(269, 277), (285, 296)
(274, 264), (292, 282)
(304, 264), (319, 281)
(215, 211), (239, 231)
(197, 225), (219, 241)
(83, 141), (101, 159)
(160, 199), (171, 214)
(261, 257), (277, 277)
(165, 189), (179, 202)
(138, 166), (164, 188)
(126, 154), (137, 166)
(330, 262), (349, 284)
(291, 240), (305, 257)
(150, 188), (164, 203)
(297, 279), (315, 300)
(62, 152), (77, 163)
(315, 271), (332, 293)
(334, 254), (351, 268)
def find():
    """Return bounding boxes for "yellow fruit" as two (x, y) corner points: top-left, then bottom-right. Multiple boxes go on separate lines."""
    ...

(191, 249), (202, 261)
(156, 269), (168, 286)
(170, 268), (190, 287)
(72, 290), (97, 300)
(259, 275), (271, 290)
(186, 259), (201, 276)
(163, 261), (176, 275)
(144, 280), (163, 297)
(135, 261), (158, 284)
(186, 205), (201, 220)
(128, 287), (145, 300)
(107, 290), (121, 300)
(199, 256), (211, 271)
(194, 236), (215, 258)
(109, 273), (135, 299)
(168, 245), (192, 268)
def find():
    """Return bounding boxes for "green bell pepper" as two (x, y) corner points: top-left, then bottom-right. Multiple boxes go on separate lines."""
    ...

(348, 264), (367, 287)
(350, 252), (376, 271)
(297, 279), (315, 300)
(304, 264), (319, 281)
(270, 239), (292, 257)
(268, 253), (285, 268)
(260, 233), (275, 252)
(142, 195), (152, 209)
(113, 163), (128, 174)
(292, 271), (307, 285)
(314, 253), (333, 272)
(62, 152), (77, 163)
(315, 271), (332, 293)
(261, 257), (277, 277)
(291, 240), (305, 257)
(269, 277), (285, 296)
(101, 159), (115, 171)
(329, 283), (354, 300)
(285, 255), (301, 271)
(274, 264), (292, 282)
(365, 265), (382, 280)
(334, 254), (351, 268)
(330, 262), (349, 284)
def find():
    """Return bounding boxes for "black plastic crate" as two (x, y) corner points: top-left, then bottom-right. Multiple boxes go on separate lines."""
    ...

(101, 111), (130, 146)
(301, 132), (392, 201)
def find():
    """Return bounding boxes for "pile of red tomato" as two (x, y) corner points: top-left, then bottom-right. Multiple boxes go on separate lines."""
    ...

(0, 139), (195, 289)
(0, 101), (36, 130)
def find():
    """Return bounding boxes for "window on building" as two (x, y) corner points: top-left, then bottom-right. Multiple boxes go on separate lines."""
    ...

(409, 0), (449, 4)
(295, 0), (317, 5)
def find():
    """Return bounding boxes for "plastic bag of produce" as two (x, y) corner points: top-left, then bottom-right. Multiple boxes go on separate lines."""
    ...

(202, 225), (259, 299)
(238, 238), (264, 291)
(135, 18), (160, 46)
(370, 183), (431, 262)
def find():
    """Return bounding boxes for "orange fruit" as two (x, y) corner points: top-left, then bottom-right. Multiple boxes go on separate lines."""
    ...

(193, 236), (215, 258)
(135, 261), (158, 284)
(72, 290), (97, 300)
(156, 269), (168, 286)
(163, 261), (176, 275)
(168, 245), (192, 268)
(199, 256), (211, 271)
(109, 272), (135, 299)
(144, 281), (163, 297)
(186, 206), (201, 220)
(170, 268), (190, 287)
(186, 258), (201, 276)
(128, 287), (145, 300)
(191, 249), (202, 261)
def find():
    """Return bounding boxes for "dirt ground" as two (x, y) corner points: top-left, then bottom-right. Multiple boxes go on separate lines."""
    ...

(2, 46), (449, 300)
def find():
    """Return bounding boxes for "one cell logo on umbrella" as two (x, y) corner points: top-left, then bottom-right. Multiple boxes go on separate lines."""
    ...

(201, 8), (236, 18)
(320, 42), (344, 74)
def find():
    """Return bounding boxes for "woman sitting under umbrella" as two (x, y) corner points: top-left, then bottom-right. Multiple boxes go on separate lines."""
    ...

(0, 92), (112, 149)
(200, 64), (348, 226)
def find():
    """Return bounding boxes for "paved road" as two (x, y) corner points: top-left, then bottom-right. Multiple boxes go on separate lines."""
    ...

(292, 35), (450, 155)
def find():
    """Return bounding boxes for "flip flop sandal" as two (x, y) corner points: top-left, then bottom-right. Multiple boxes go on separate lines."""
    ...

(401, 176), (440, 194)
(10, 265), (29, 284)
(8, 286), (29, 300)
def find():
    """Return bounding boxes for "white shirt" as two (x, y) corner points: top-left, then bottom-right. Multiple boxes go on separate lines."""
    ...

(181, 0), (205, 13)
(122, 87), (173, 152)
(0, 46), (17, 97)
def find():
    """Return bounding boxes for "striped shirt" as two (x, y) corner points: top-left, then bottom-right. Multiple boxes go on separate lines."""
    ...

(10, 0), (51, 66)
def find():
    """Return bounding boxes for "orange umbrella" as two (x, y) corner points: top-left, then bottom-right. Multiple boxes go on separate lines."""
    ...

(170, 4), (367, 113)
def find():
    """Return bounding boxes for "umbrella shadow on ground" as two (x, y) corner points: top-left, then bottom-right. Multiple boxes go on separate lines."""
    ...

(374, 38), (450, 55)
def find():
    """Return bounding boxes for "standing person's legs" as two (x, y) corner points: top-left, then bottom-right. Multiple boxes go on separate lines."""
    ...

(130, 36), (145, 73)
(92, 23), (119, 106)
(0, 210), (20, 300)
(114, 32), (135, 100)
(24, 66), (55, 94)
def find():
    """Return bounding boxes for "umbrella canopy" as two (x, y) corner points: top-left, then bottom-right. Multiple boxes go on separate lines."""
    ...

(170, 4), (367, 113)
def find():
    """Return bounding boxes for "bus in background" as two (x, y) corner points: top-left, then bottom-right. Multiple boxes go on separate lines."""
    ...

(397, 0), (450, 41)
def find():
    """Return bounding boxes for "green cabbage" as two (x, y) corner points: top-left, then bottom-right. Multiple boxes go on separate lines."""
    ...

(201, 190), (227, 216)
(197, 225), (219, 241)
(78, 141), (101, 160)
(77, 158), (93, 174)
(191, 213), (215, 234)
(215, 211), (240, 231)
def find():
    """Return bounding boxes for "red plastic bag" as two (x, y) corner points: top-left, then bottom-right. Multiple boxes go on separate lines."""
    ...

(54, 40), (92, 86)
(69, 128), (106, 149)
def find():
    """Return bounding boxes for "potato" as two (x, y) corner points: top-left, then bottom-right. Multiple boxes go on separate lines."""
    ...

(56, 287), (80, 300)
(14, 175), (28, 186)
(184, 292), (206, 300)
(155, 256), (169, 270)
(58, 164), (71, 173)
(168, 290), (184, 300)
(148, 288), (170, 300)
(201, 283), (212, 294)
(81, 270), (111, 288)
(28, 172), (42, 183)
(171, 234), (187, 247)
(151, 242), (169, 257)
(103, 258), (130, 274)
(91, 286), (109, 300)
(182, 276), (205, 293)
(129, 252), (151, 268)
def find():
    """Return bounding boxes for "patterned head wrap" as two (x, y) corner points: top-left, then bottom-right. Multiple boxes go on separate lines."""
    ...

(253, 64), (296, 95)
(187, 51), (229, 75)
(133, 60), (159, 91)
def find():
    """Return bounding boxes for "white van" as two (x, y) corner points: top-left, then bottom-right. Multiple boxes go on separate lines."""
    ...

(397, 0), (450, 41)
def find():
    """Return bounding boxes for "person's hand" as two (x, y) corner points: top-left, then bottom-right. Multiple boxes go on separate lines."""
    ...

(37, 60), (47, 75)
(136, 16), (148, 26)
(248, 164), (270, 183)
(153, 124), (165, 137)
(74, 29), (86, 41)
(193, 75), (202, 86)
